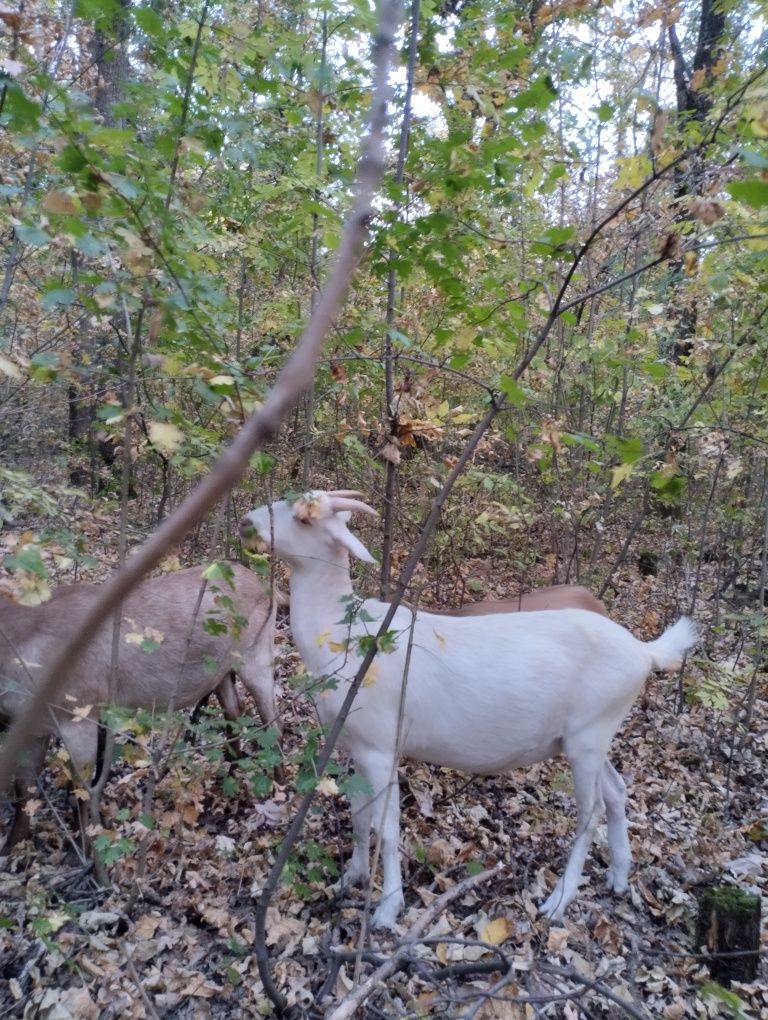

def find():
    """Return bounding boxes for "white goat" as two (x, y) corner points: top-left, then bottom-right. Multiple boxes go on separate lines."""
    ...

(240, 491), (698, 929)
(0, 564), (278, 852)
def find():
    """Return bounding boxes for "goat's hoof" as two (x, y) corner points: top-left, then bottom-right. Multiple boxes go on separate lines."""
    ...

(339, 868), (368, 891)
(605, 868), (629, 894)
(370, 890), (404, 930)
(539, 886), (568, 921)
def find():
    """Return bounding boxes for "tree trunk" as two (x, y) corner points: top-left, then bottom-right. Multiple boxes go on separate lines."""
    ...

(665, 0), (727, 363)
(697, 885), (761, 986)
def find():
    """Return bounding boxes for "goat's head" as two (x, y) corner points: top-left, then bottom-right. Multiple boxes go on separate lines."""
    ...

(240, 490), (378, 566)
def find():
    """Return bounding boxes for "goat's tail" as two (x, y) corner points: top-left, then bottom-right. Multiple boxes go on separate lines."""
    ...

(646, 617), (698, 672)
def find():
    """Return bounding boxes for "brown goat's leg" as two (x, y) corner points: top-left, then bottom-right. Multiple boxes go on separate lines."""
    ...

(214, 673), (244, 763)
(1, 735), (49, 856)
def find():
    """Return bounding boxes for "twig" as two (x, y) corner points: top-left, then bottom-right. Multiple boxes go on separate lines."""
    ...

(541, 963), (650, 1020)
(122, 948), (162, 1020)
(324, 863), (504, 1020)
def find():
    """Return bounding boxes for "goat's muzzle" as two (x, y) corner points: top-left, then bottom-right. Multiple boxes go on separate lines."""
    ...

(239, 516), (266, 552)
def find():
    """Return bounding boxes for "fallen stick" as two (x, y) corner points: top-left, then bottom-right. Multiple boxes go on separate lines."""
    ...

(325, 863), (504, 1020)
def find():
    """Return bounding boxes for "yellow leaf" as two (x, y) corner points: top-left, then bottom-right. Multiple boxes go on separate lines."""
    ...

(22, 798), (42, 818)
(315, 629), (331, 647)
(134, 915), (162, 939)
(610, 462), (634, 490)
(381, 442), (401, 465)
(327, 640), (346, 653)
(615, 154), (652, 190)
(454, 326), (477, 351)
(480, 917), (512, 945)
(148, 421), (184, 454)
(316, 777), (339, 795)
(94, 289), (116, 309)
(435, 942), (447, 964)
(0, 354), (24, 380)
(40, 911), (69, 933)
(432, 629), (447, 649)
(547, 926), (569, 952)
(17, 577), (51, 606)
(362, 663), (379, 687)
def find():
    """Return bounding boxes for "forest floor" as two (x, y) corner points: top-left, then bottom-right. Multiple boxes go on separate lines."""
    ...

(1, 540), (767, 1019)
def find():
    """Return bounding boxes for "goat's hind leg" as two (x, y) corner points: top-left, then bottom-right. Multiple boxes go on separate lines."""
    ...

(540, 747), (605, 920)
(601, 760), (630, 894)
(342, 752), (405, 930)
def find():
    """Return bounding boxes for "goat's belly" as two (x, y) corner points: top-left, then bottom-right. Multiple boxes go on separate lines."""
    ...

(405, 737), (563, 774)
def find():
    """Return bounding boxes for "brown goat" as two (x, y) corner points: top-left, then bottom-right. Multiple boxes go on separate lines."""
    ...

(0, 564), (278, 853)
(443, 584), (608, 617)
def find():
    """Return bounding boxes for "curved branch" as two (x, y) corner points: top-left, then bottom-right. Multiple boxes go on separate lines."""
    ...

(0, 0), (400, 863)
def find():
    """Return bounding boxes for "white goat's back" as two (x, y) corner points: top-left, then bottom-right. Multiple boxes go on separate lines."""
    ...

(310, 605), (653, 773)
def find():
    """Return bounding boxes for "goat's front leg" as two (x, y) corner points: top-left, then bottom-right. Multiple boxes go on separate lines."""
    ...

(540, 748), (604, 920)
(342, 781), (374, 890)
(1, 736), (48, 856)
(365, 755), (403, 929)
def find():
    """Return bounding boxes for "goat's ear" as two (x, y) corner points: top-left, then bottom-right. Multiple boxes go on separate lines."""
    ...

(327, 514), (375, 563)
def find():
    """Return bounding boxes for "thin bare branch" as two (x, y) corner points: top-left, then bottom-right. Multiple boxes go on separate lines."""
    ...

(325, 864), (504, 1020)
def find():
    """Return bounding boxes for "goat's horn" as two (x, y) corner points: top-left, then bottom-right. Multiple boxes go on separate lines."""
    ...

(328, 496), (379, 517)
(326, 489), (366, 499)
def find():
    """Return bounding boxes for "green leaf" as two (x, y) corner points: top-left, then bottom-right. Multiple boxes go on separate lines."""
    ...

(607, 435), (644, 463)
(640, 360), (669, 379)
(499, 375), (527, 408)
(74, 233), (106, 257)
(562, 432), (600, 453)
(202, 561), (236, 585)
(514, 75), (558, 113)
(596, 101), (614, 123)
(15, 223), (51, 246)
(75, 0), (123, 20)
(29, 352), (60, 382)
(4, 544), (47, 577)
(41, 288), (76, 310)
(133, 6), (165, 35)
(701, 982), (753, 1020)
(104, 172), (141, 199)
(58, 145), (88, 173)
(250, 452), (276, 475)
(727, 180), (768, 207)
(3, 83), (41, 131)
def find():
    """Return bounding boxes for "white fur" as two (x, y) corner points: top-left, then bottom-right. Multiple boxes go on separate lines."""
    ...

(241, 492), (698, 928)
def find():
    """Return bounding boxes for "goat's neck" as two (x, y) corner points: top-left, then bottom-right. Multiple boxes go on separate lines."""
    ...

(289, 549), (356, 669)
